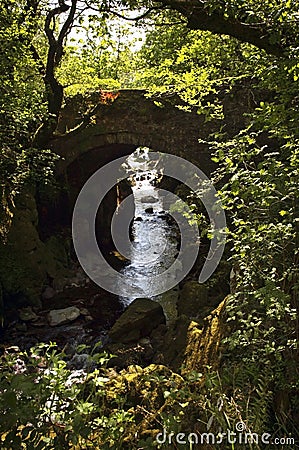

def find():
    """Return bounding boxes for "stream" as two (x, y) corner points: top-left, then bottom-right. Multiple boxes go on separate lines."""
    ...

(118, 150), (179, 306)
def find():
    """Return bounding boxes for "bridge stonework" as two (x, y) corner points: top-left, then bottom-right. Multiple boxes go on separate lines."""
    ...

(51, 88), (254, 176)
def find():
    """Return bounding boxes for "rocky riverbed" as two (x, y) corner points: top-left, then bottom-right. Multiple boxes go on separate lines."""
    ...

(0, 263), (224, 373)
(1, 266), (123, 359)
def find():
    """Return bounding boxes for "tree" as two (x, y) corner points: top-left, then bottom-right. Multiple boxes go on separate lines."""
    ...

(155, 0), (299, 56)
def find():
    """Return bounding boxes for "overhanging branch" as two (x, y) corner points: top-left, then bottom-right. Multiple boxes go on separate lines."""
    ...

(157, 0), (293, 57)
(109, 6), (164, 22)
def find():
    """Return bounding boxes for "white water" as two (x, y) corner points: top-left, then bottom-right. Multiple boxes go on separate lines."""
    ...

(118, 151), (178, 305)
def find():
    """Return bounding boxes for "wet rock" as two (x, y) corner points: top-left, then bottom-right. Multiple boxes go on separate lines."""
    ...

(145, 207), (154, 214)
(109, 298), (165, 343)
(158, 287), (179, 322)
(42, 286), (56, 300)
(141, 196), (159, 203)
(48, 306), (81, 327)
(18, 306), (38, 322)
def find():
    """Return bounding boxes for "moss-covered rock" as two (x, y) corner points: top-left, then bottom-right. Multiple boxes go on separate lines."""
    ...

(0, 188), (71, 307)
(152, 297), (228, 374)
(152, 314), (191, 370)
(181, 297), (228, 374)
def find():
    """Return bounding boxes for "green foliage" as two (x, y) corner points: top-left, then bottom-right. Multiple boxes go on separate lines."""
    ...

(204, 0), (299, 43)
(0, 343), (136, 449)
(0, 342), (297, 450)
(203, 45), (299, 437)
(133, 3), (299, 436)
(56, 19), (139, 96)
(0, 0), (46, 148)
(0, 0), (58, 200)
(212, 132), (298, 291)
(134, 19), (274, 119)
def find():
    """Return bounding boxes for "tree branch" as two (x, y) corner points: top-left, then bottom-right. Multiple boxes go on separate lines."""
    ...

(56, 0), (77, 64)
(34, 0), (77, 146)
(157, 0), (293, 56)
(108, 6), (164, 22)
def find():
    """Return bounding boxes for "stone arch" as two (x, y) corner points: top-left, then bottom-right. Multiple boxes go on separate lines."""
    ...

(51, 89), (219, 176)
(42, 87), (254, 239)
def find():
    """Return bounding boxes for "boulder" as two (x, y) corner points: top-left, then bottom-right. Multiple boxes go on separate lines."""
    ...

(152, 315), (191, 370)
(0, 189), (71, 306)
(152, 298), (229, 373)
(18, 306), (38, 322)
(141, 196), (158, 203)
(177, 281), (211, 320)
(145, 207), (154, 214)
(42, 286), (56, 300)
(158, 287), (179, 322)
(109, 298), (165, 343)
(48, 306), (81, 327)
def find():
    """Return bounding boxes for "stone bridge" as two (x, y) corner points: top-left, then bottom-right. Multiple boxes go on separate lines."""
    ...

(43, 87), (257, 240)
(51, 88), (253, 178)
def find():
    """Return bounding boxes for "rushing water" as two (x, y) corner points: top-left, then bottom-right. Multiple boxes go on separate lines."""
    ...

(118, 150), (179, 307)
